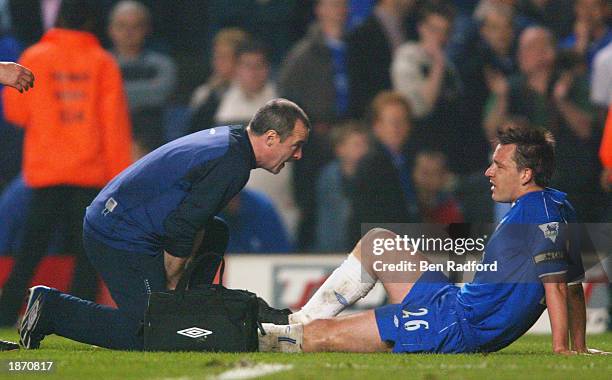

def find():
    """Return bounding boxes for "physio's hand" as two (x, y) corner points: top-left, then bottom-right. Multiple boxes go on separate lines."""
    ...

(0, 62), (34, 92)
(166, 275), (180, 291)
(164, 250), (190, 290)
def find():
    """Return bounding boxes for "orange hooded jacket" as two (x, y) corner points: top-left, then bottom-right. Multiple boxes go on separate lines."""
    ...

(3, 28), (132, 188)
(601, 104), (612, 183)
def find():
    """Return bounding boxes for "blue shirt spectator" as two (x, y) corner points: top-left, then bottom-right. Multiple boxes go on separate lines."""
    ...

(221, 189), (293, 253)
(0, 33), (23, 190)
(0, 176), (64, 254)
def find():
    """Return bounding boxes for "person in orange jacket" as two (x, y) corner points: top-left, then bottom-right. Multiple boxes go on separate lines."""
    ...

(600, 104), (612, 192)
(0, 0), (133, 327)
(598, 104), (612, 331)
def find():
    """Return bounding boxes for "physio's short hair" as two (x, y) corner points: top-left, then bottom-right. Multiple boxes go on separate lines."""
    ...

(56, 0), (97, 30)
(497, 123), (555, 187)
(249, 99), (311, 141)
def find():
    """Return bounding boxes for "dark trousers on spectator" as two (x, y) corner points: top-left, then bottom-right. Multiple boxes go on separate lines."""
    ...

(39, 217), (228, 350)
(0, 186), (99, 326)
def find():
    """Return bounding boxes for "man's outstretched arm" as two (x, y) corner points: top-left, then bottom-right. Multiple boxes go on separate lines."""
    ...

(164, 251), (189, 290)
(164, 230), (206, 290)
(544, 277), (610, 355)
(567, 282), (610, 355)
(567, 282), (586, 352)
(542, 274), (570, 354)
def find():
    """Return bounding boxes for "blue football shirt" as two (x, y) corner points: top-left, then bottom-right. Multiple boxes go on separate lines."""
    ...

(457, 188), (584, 352)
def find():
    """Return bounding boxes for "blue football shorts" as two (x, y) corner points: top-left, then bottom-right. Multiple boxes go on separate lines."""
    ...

(374, 270), (476, 353)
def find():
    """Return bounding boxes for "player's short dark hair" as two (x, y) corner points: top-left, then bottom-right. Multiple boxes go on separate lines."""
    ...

(56, 0), (97, 30)
(236, 38), (271, 63)
(249, 99), (311, 141)
(497, 122), (555, 187)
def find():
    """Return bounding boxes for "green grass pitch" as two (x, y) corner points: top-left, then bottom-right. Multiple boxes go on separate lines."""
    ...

(0, 329), (611, 380)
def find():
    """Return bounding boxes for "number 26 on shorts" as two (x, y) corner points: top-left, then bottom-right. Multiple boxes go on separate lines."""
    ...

(402, 307), (429, 331)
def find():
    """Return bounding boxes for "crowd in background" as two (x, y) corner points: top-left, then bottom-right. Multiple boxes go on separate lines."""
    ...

(0, 0), (611, 260)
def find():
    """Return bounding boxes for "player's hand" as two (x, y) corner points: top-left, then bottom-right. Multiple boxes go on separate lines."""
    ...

(0, 62), (34, 92)
(166, 276), (180, 291)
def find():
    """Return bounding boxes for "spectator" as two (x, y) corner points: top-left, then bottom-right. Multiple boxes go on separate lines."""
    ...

(454, 2), (519, 173)
(207, 0), (301, 68)
(601, 104), (612, 194)
(279, 0), (350, 125)
(9, 0), (112, 48)
(449, 0), (524, 68)
(108, 0), (177, 156)
(347, 0), (376, 31)
(516, 0), (574, 40)
(392, 3), (465, 173)
(591, 42), (612, 112)
(315, 121), (369, 253)
(220, 189), (293, 254)
(190, 38), (277, 132)
(0, 176), (33, 254)
(278, 0), (350, 251)
(559, 0), (612, 73)
(190, 28), (249, 111)
(0, 176), (64, 254)
(346, 0), (415, 118)
(0, 0), (132, 327)
(348, 91), (420, 245)
(0, 32), (24, 191)
(412, 150), (464, 224)
(484, 26), (603, 222)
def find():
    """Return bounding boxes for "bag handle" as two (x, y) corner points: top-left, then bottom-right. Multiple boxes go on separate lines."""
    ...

(218, 258), (225, 286)
(175, 254), (225, 293)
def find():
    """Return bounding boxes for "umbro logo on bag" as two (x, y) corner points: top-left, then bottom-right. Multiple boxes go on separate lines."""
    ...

(176, 327), (213, 339)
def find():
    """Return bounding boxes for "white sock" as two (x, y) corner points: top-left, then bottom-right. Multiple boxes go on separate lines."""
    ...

(289, 253), (375, 324)
(258, 323), (303, 353)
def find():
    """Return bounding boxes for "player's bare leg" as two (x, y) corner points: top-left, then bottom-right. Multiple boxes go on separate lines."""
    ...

(289, 228), (429, 323)
(358, 228), (429, 303)
(259, 310), (391, 353)
(303, 310), (392, 353)
(259, 228), (432, 353)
